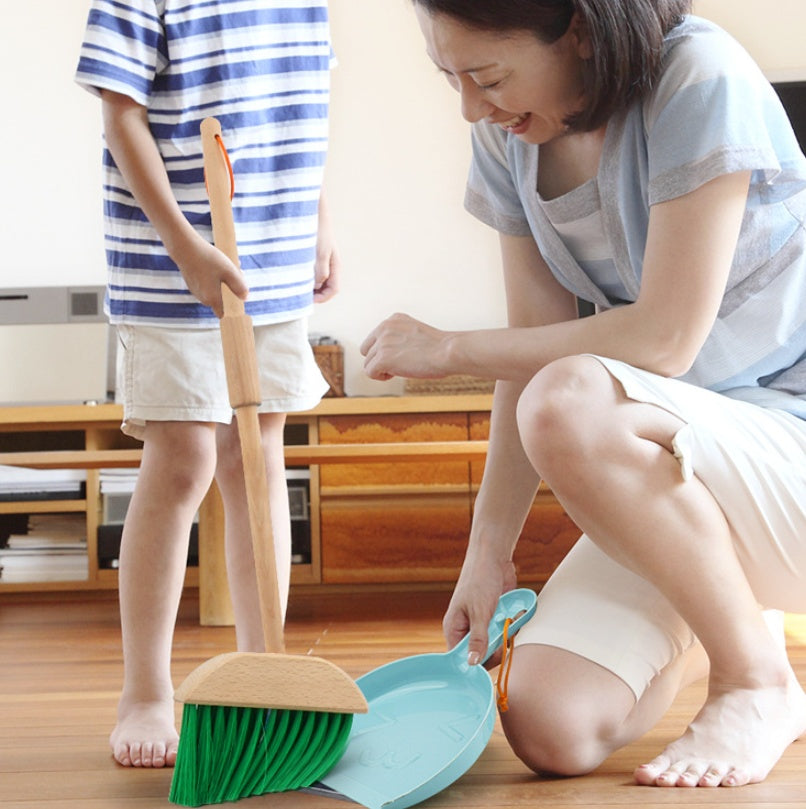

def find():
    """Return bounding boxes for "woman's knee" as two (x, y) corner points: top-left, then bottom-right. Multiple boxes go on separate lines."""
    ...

(516, 356), (612, 475)
(499, 647), (635, 777)
(501, 690), (614, 777)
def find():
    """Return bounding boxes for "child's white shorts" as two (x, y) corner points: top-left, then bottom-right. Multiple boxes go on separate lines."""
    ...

(514, 355), (806, 700)
(116, 319), (328, 440)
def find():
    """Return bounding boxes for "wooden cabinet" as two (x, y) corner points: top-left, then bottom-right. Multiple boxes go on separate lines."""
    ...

(0, 405), (317, 595)
(318, 412), (472, 583)
(0, 397), (581, 601)
(0, 405), (154, 592)
(317, 408), (580, 586)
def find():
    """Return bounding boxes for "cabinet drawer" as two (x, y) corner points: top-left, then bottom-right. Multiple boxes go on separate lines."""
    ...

(320, 492), (470, 583)
(318, 413), (469, 488)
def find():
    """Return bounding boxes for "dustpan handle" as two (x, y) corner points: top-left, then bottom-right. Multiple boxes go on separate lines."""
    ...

(454, 588), (538, 668)
(201, 116), (285, 653)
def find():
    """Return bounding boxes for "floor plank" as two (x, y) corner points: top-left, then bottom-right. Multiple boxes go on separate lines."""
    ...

(1, 590), (804, 808)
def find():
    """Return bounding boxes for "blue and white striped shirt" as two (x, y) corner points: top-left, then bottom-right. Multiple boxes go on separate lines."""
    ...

(75, 0), (332, 326)
(464, 16), (806, 420)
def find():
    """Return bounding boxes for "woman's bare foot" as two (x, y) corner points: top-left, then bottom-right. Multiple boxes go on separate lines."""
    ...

(110, 698), (179, 768)
(635, 668), (806, 787)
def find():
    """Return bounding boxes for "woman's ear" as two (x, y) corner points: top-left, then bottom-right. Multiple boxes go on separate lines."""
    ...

(568, 12), (594, 60)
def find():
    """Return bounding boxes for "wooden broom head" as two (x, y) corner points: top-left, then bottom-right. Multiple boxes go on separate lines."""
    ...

(174, 652), (368, 714)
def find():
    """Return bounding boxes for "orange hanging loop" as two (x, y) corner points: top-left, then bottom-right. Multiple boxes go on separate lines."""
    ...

(203, 132), (236, 200)
(495, 617), (515, 713)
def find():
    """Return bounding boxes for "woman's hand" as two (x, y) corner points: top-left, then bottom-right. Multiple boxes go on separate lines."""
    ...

(361, 313), (454, 381)
(444, 550), (518, 667)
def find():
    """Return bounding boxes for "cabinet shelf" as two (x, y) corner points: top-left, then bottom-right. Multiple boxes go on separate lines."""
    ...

(0, 499), (87, 514)
(0, 396), (579, 615)
(320, 483), (470, 498)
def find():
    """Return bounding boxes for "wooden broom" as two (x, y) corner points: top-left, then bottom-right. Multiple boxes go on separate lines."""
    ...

(169, 117), (367, 807)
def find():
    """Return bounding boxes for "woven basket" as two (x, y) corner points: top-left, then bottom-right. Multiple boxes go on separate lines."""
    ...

(403, 374), (495, 396)
(312, 344), (345, 397)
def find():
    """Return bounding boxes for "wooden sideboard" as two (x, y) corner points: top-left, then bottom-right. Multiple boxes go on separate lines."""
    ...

(0, 397), (581, 624)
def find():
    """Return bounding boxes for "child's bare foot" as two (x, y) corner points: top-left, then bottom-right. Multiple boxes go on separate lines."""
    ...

(110, 698), (179, 768)
(634, 670), (806, 787)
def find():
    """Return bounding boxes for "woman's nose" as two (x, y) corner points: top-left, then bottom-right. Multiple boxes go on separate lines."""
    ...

(459, 85), (494, 123)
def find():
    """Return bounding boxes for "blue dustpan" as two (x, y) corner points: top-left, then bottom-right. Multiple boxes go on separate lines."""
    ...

(312, 588), (537, 809)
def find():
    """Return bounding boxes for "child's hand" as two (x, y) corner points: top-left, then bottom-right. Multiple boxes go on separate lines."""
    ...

(314, 192), (340, 303)
(175, 238), (248, 318)
(314, 241), (340, 303)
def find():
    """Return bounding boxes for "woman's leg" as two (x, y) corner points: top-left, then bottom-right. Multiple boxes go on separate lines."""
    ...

(513, 355), (806, 787)
(110, 421), (217, 767)
(215, 411), (291, 652)
(501, 640), (708, 777)
(499, 530), (710, 776)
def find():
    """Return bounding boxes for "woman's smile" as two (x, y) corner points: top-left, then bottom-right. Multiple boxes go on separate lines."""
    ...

(495, 112), (532, 133)
(416, 7), (589, 144)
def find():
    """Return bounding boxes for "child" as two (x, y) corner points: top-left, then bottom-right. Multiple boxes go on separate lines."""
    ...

(75, 0), (338, 767)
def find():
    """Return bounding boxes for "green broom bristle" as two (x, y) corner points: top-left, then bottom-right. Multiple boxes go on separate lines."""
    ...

(169, 703), (353, 807)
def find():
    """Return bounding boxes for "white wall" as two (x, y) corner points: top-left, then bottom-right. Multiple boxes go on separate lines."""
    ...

(4, 2), (805, 399)
(0, 0), (504, 398)
(0, 2), (106, 289)
(693, 0), (806, 80)
(311, 0), (504, 395)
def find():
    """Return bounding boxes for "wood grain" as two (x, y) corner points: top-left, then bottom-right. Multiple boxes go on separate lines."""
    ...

(1, 590), (804, 809)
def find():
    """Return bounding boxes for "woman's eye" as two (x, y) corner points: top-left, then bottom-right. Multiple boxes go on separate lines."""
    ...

(438, 69), (460, 90)
(478, 80), (502, 91)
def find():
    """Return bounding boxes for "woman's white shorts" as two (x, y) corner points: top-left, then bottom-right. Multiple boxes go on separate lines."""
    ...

(115, 320), (328, 440)
(514, 355), (806, 700)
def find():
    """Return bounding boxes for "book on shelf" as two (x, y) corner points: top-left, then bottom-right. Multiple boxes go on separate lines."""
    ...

(0, 551), (89, 582)
(0, 513), (88, 583)
(99, 468), (138, 494)
(0, 465), (85, 501)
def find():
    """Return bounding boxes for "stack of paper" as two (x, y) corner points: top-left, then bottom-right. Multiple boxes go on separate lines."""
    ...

(99, 468), (138, 495)
(0, 465), (85, 501)
(0, 513), (88, 582)
(99, 468), (139, 524)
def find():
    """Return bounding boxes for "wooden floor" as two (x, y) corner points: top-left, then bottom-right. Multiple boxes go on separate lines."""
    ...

(1, 587), (805, 809)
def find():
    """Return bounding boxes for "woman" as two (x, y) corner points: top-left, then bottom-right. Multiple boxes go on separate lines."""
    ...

(361, 0), (806, 789)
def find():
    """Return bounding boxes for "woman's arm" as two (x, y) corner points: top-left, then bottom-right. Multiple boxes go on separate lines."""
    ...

(362, 170), (751, 382)
(368, 170), (750, 661)
(443, 234), (578, 660)
(100, 90), (247, 317)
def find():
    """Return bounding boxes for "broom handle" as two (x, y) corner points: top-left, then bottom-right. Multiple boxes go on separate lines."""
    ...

(200, 116), (285, 653)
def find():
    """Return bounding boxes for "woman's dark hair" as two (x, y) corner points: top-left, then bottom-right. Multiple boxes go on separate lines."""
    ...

(412, 0), (693, 130)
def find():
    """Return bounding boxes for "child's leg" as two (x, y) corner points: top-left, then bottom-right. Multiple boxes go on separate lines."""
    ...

(110, 421), (217, 768)
(214, 412), (291, 652)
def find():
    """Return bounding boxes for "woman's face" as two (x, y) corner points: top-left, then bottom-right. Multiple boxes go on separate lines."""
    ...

(415, 7), (591, 144)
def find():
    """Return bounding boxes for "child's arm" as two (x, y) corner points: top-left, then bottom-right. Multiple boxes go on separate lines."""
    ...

(313, 189), (340, 303)
(100, 90), (247, 317)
